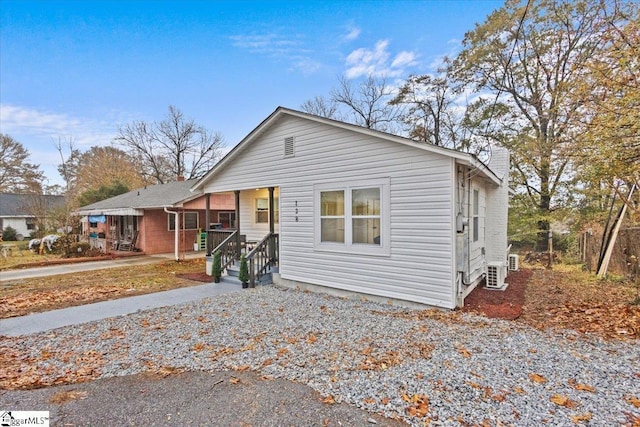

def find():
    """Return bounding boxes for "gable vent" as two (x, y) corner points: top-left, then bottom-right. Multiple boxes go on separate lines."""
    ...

(284, 136), (295, 158)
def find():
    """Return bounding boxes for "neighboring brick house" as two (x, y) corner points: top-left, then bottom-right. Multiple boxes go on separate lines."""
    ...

(0, 193), (65, 239)
(74, 179), (235, 255)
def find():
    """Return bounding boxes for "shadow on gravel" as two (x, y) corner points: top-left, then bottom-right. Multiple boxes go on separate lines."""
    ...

(0, 370), (407, 426)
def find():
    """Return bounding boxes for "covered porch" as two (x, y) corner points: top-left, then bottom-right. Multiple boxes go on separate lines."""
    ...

(203, 187), (280, 287)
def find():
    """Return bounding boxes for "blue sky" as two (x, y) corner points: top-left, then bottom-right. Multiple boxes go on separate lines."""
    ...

(1, 0), (502, 187)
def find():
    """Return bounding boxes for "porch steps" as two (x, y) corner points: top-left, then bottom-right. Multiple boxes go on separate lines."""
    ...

(225, 263), (278, 285)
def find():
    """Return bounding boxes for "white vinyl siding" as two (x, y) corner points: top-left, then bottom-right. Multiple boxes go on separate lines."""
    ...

(239, 189), (280, 241)
(201, 116), (457, 308)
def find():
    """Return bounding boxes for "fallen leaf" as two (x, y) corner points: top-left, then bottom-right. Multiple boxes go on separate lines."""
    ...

(550, 394), (576, 408)
(571, 412), (592, 423)
(571, 383), (596, 393)
(49, 390), (88, 404)
(363, 398), (376, 404)
(492, 393), (507, 402)
(232, 365), (250, 372)
(381, 397), (390, 405)
(528, 373), (547, 384)
(229, 377), (240, 384)
(625, 396), (640, 408)
(307, 333), (317, 344)
(191, 342), (206, 352)
(405, 394), (429, 418)
(277, 348), (289, 357)
(322, 395), (336, 404)
(456, 345), (471, 358)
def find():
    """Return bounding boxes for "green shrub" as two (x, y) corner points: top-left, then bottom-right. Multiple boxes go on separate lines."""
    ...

(238, 254), (250, 285)
(212, 251), (222, 278)
(2, 226), (17, 241)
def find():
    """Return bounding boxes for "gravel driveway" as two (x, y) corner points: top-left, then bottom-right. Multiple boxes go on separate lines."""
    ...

(2, 286), (639, 426)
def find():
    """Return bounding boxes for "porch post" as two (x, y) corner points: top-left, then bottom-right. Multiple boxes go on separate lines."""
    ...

(205, 193), (211, 256)
(268, 187), (275, 234)
(268, 187), (275, 263)
(234, 190), (241, 260)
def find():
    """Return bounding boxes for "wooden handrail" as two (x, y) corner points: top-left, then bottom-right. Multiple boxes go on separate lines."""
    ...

(246, 232), (279, 288)
(212, 230), (238, 272)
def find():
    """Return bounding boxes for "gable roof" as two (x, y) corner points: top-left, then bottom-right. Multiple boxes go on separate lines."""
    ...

(192, 106), (502, 192)
(0, 193), (65, 217)
(74, 179), (202, 216)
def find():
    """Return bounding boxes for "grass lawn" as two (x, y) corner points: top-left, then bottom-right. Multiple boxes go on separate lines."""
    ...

(517, 263), (639, 339)
(0, 258), (209, 319)
(0, 242), (62, 270)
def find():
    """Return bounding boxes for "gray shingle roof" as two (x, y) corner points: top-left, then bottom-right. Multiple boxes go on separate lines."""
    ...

(76, 179), (201, 212)
(0, 193), (66, 217)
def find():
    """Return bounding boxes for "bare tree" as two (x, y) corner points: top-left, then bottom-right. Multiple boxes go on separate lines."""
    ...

(115, 106), (224, 184)
(300, 95), (339, 119)
(330, 74), (403, 133)
(391, 73), (469, 149)
(0, 134), (44, 193)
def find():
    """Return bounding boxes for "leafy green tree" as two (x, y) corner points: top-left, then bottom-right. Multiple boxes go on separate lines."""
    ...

(0, 134), (44, 193)
(574, 5), (639, 199)
(449, 0), (631, 250)
(77, 181), (130, 207)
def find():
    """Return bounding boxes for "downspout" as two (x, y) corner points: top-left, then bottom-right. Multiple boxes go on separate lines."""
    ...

(164, 206), (180, 261)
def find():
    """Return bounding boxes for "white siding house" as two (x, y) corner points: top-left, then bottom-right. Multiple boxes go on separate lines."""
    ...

(192, 107), (510, 309)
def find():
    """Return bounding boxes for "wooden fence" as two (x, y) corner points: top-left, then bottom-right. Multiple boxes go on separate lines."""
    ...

(579, 225), (640, 280)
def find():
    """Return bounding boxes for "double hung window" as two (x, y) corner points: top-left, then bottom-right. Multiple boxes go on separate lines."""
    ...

(315, 178), (389, 256)
(168, 212), (199, 230)
(255, 198), (279, 224)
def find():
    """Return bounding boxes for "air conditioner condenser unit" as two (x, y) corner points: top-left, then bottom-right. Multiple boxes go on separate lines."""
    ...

(508, 254), (519, 271)
(486, 262), (508, 290)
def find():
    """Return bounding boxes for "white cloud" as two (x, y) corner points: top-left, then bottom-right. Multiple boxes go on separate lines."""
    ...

(343, 23), (361, 42)
(344, 40), (418, 79)
(391, 51), (417, 68)
(230, 32), (320, 74)
(0, 104), (118, 149)
(0, 104), (126, 186)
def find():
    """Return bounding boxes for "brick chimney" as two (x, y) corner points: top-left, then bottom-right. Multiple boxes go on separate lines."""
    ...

(177, 176), (185, 182)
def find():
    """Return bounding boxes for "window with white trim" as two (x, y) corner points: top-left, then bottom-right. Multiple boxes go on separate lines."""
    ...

(320, 190), (345, 242)
(255, 198), (279, 224)
(168, 212), (199, 230)
(315, 179), (389, 256)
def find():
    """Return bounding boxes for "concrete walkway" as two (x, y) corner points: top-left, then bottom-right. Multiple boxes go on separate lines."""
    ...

(0, 280), (241, 337)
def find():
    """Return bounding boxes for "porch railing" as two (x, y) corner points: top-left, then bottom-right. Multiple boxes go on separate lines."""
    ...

(211, 230), (238, 272)
(207, 229), (236, 255)
(247, 232), (279, 288)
